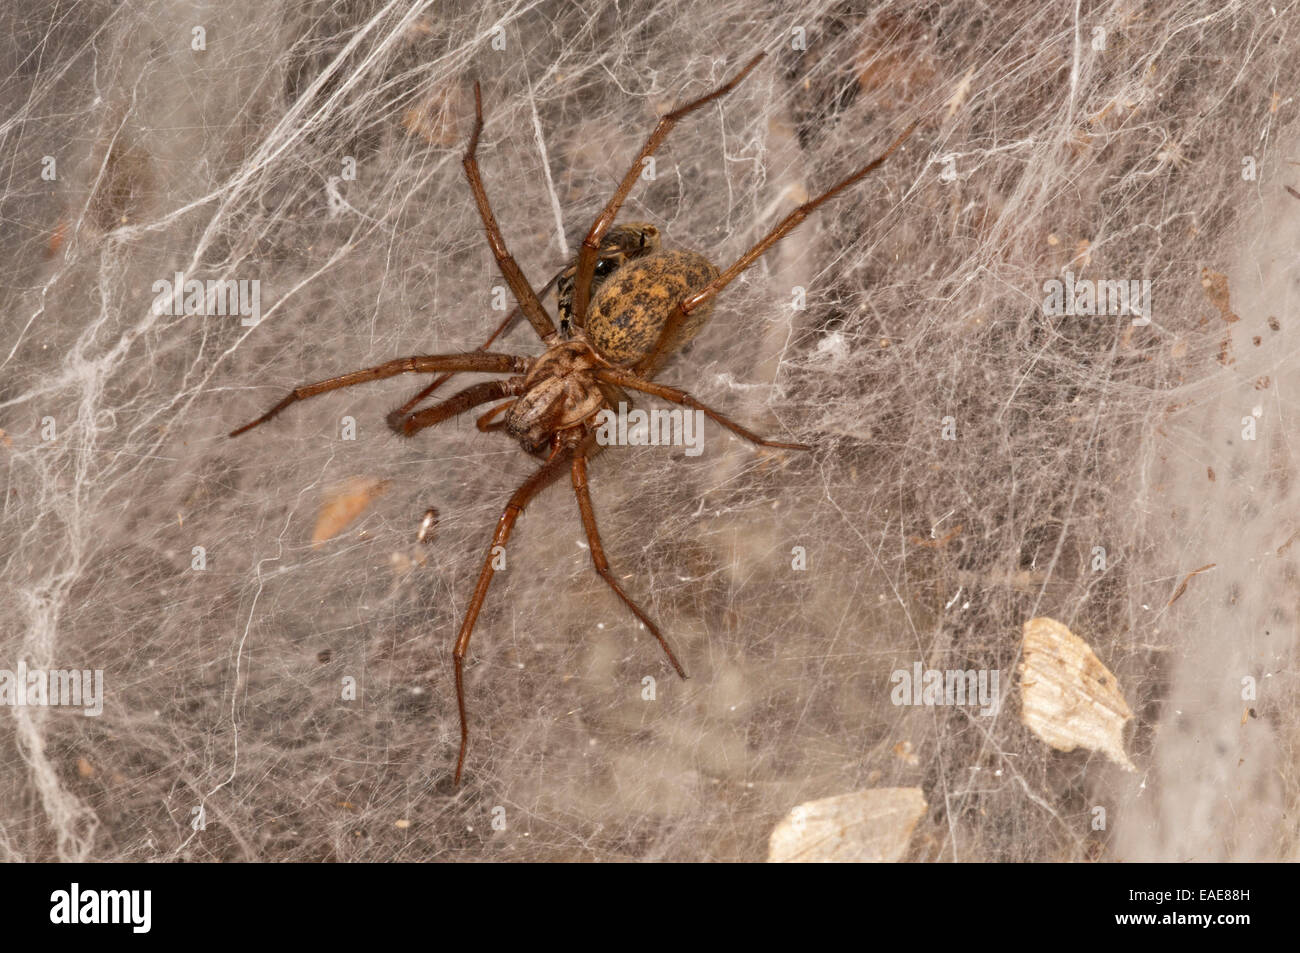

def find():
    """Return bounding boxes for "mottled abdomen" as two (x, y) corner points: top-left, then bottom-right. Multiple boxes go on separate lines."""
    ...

(585, 249), (718, 365)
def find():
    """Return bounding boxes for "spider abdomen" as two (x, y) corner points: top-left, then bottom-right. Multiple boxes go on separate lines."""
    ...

(585, 249), (718, 365)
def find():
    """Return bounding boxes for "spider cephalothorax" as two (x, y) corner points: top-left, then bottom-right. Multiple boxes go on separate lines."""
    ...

(507, 235), (721, 452)
(230, 52), (916, 783)
(501, 341), (607, 453)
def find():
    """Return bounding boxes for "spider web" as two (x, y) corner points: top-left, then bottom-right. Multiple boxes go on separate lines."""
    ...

(2, 0), (1298, 861)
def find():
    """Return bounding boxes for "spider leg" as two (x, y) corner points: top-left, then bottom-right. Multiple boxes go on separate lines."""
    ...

(387, 377), (527, 437)
(391, 267), (564, 420)
(229, 352), (528, 437)
(390, 310), (520, 421)
(633, 119), (920, 378)
(475, 400), (515, 432)
(452, 442), (576, 785)
(571, 451), (686, 678)
(463, 82), (559, 345)
(569, 53), (766, 329)
(595, 367), (810, 451)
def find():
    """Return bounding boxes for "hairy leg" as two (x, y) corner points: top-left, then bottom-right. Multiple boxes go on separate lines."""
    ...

(391, 266), (565, 420)
(229, 352), (528, 437)
(452, 442), (576, 784)
(596, 367), (810, 451)
(475, 400), (515, 432)
(634, 120), (919, 377)
(570, 452), (686, 677)
(462, 82), (559, 344)
(387, 378), (526, 437)
(568, 53), (765, 328)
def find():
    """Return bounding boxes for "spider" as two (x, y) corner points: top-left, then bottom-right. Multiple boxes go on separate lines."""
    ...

(230, 52), (916, 784)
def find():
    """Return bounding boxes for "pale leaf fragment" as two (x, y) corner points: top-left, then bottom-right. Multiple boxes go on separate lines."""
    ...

(1018, 617), (1135, 771)
(946, 65), (975, 117)
(767, 787), (927, 863)
(312, 477), (391, 549)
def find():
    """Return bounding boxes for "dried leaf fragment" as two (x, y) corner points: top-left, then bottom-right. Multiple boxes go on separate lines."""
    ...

(402, 84), (471, 146)
(946, 65), (975, 118)
(48, 216), (68, 257)
(1018, 617), (1135, 771)
(312, 477), (391, 548)
(767, 787), (927, 863)
(1200, 267), (1239, 323)
(892, 740), (920, 766)
(1071, 239), (1092, 268)
(90, 139), (152, 231)
(854, 15), (938, 109)
(908, 524), (963, 548)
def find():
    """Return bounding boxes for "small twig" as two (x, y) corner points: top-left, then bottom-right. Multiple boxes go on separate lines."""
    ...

(1167, 563), (1216, 607)
(416, 507), (439, 544)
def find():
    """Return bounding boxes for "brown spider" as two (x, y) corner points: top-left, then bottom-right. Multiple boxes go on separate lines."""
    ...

(230, 52), (916, 784)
